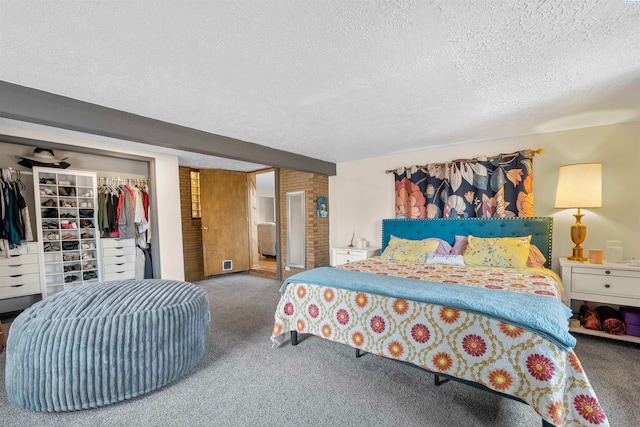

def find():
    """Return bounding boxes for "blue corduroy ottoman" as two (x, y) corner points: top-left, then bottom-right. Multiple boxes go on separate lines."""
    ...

(5, 279), (210, 411)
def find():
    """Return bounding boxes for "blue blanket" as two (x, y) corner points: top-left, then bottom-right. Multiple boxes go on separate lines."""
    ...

(281, 266), (575, 351)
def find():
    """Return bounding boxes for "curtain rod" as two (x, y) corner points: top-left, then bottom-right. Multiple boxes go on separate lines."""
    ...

(385, 148), (544, 174)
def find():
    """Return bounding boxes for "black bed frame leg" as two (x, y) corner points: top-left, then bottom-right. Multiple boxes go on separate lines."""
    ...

(355, 348), (367, 358)
(541, 419), (553, 427)
(434, 374), (449, 386)
(291, 331), (298, 346)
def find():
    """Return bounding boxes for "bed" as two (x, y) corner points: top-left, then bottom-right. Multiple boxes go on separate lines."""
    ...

(271, 217), (608, 427)
(258, 222), (277, 257)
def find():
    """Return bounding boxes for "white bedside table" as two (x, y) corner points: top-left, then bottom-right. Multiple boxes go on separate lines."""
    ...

(559, 257), (640, 344)
(331, 247), (380, 267)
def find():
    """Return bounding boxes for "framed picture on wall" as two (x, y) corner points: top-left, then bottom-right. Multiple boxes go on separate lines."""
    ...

(317, 196), (327, 217)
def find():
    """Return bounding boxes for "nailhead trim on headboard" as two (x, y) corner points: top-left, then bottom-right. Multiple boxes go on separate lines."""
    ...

(381, 217), (553, 268)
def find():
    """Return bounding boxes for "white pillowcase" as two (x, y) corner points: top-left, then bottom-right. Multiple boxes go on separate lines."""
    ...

(425, 254), (465, 266)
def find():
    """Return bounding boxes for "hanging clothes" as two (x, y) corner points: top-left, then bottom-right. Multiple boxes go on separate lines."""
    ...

(0, 168), (34, 251)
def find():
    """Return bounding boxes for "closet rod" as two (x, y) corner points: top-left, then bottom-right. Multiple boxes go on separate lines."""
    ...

(384, 148), (544, 174)
(1, 167), (33, 176)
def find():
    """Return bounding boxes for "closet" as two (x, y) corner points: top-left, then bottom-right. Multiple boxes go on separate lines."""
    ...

(1, 141), (157, 313)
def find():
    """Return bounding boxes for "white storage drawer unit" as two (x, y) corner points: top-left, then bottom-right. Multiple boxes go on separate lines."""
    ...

(0, 242), (42, 299)
(331, 247), (380, 267)
(559, 257), (640, 344)
(101, 238), (136, 280)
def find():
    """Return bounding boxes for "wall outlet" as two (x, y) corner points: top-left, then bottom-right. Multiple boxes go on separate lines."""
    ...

(284, 266), (290, 271)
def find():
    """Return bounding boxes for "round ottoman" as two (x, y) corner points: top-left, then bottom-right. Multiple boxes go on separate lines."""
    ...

(5, 279), (210, 411)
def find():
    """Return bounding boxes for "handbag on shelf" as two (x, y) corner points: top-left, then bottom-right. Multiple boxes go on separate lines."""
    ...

(579, 302), (601, 331)
(62, 241), (79, 251)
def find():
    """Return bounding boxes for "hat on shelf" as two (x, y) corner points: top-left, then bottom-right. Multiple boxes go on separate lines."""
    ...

(17, 147), (71, 169)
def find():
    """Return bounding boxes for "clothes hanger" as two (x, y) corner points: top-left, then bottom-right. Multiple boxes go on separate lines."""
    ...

(16, 170), (26, 190)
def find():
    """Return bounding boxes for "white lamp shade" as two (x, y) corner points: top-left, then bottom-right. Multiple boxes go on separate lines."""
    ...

(554, 163), (602, 209)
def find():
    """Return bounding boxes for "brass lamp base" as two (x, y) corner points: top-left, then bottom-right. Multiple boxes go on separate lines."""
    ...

(567, 210), (587, 262)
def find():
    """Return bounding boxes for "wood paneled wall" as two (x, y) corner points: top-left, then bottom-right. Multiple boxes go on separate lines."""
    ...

(279, 169), (329, 280)
(179, 167), (205, 282)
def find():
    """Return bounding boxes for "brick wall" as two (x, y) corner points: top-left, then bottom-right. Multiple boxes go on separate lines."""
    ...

(179, 167), (206, 282)
(278, 169), (329, 279)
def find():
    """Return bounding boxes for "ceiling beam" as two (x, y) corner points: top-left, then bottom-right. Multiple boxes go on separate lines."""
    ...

(0, 81), (336, 176)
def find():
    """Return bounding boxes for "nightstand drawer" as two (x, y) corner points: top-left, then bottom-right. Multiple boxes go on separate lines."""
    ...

(573, 267), (640, 279)
(573, 273), (640, 299)
(333, 253), (365, 265)
(334, 249), (366, 257)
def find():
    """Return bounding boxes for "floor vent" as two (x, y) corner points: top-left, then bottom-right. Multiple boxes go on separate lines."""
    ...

(222, 260), (233, 271)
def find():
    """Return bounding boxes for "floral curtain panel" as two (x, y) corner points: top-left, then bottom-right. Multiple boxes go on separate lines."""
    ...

(395, 150), (534, 219)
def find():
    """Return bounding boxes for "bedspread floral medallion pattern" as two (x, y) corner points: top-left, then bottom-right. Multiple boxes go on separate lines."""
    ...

(272, 262), (608, 426)
(394, 150), (534, 219)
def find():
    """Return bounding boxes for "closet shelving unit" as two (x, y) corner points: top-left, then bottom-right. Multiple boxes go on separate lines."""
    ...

(33, 167), (102, 297)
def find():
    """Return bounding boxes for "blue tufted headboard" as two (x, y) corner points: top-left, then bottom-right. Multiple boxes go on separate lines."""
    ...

(381, 217), (553, 268)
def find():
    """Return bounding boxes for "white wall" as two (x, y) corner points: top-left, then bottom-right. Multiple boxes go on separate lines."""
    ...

(256, 171), (276, 223)
(329, 121), (640, 270)
(0, 119), (186, 281)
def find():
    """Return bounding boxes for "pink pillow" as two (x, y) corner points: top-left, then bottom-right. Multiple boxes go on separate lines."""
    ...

(450, 235), (468, 255)
(526, 245), (547, 268)
(390, 235), (452, 256)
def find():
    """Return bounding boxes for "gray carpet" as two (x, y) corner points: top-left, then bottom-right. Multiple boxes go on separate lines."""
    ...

(1, 273), (638, 426)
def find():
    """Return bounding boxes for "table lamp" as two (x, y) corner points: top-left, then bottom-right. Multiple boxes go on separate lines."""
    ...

(554, 163), (602, 261)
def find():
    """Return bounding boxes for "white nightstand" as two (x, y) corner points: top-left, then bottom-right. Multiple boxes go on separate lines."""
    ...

(559, 257), (640, 344)
(331, 247), (380, 267)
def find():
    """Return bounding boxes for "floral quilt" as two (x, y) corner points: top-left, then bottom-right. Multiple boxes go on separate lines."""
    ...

(272, 260), (607, 426)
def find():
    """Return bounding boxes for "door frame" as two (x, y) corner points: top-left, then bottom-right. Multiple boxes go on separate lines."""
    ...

(247, 168), (280, 280)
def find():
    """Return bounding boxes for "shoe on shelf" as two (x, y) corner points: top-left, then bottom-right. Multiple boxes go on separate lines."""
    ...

(46, 233), (60, 240)
(64, 275), (78, 283)
(42, 199), (55, 207)
(80, 220), (95, 228)
(43, 221), (59, 229)
(83, 263), (94, 270)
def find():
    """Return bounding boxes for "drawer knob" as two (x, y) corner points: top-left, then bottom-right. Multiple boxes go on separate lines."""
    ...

(604, 284), (610, 288)
(605, 270), (611, 275)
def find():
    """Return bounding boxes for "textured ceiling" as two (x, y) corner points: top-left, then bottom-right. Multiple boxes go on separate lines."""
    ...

(1, 0), (639, 169)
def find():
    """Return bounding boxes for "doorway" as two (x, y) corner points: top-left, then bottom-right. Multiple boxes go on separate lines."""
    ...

(248, 169), (278, 279)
